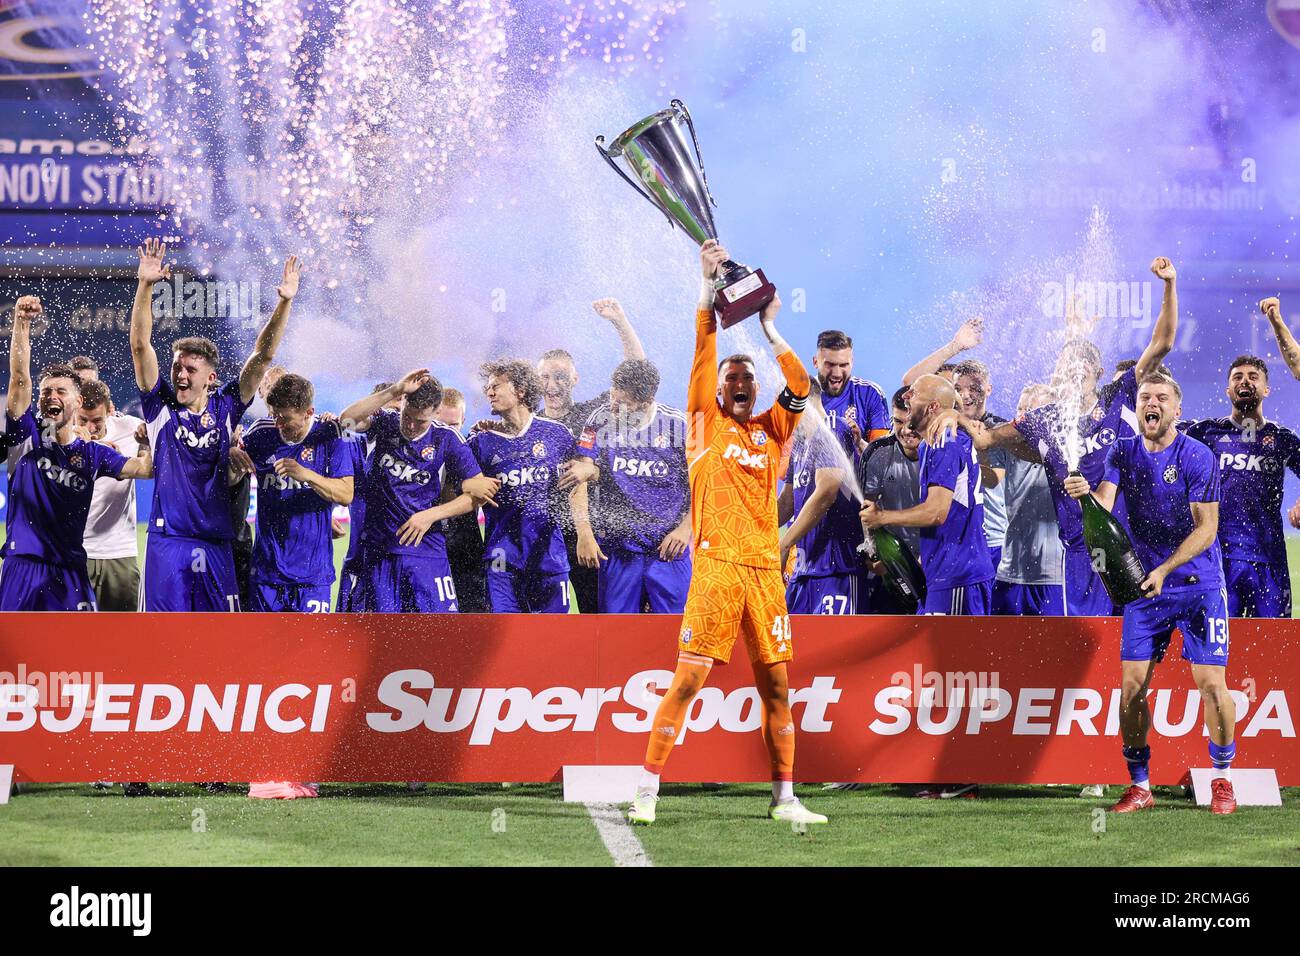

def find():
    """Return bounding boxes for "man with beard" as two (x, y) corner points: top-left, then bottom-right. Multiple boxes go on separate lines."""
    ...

(1065, 373), (1237, 815)
(129, 238), (302, 611)
(1183, 352), (1300, 618)
(538, 297), (646, 612)
(857, 386), (922, 613)
(1, 297), (153, 610)
(861, 374), (993, 615)
(811, 330), (890, 454)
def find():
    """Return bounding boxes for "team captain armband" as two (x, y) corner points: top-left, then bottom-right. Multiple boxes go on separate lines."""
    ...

(777, 387), (808, 413)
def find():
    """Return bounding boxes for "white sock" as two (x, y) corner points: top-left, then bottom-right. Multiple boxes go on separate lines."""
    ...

(773, 779), (794, 802)
(1135, 779), (1151, 791)
(637, 770), (661, 796)
(1212, 768), (1232, 781)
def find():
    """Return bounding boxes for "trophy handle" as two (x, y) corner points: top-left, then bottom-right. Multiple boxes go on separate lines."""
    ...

(670, 99), (718, 209)
(595, 135), (678, 231)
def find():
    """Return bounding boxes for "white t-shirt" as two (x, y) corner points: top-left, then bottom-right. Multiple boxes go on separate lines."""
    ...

(83, 414), (145, 560)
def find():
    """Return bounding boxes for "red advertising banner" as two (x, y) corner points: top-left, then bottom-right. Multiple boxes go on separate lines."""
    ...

(0, 614), (1295, 785)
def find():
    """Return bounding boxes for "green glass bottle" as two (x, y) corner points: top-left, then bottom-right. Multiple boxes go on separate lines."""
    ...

(862, 525), (927, 615)
(1071, 469), (1147, 606)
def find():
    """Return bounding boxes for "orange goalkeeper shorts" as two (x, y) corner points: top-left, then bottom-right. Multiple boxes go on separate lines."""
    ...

(678, 554), (793, 665)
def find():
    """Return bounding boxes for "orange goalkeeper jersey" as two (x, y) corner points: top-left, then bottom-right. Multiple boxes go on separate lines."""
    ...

(687, 307), (810, 570)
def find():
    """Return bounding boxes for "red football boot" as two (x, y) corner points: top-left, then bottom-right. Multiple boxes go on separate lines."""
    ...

(1210, 778), (1237, 815)
(1108, 784), (1155, 813)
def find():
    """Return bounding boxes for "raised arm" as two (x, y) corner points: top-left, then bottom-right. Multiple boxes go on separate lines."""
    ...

(239, 256), (302, 405)
(592, 298), (646, 362)
(901, 317), (982, 386)
(130, 238), (170, 392)
(1260, 297), (1300, 381)
(340, 369), (425, 430)
(7, 296), (39, 418)
(687, 242), (726, 420)
(1134, 257), (1178, 380)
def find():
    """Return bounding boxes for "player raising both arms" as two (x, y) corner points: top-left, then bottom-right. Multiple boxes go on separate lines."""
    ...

(1065, 374), (1237, 814)
(1, 297), (153, 610)
(628, 239), (825, 827)
(130, 238), (302, 611)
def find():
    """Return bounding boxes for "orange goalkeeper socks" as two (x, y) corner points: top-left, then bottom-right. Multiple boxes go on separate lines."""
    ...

(642, 654), (714, 782)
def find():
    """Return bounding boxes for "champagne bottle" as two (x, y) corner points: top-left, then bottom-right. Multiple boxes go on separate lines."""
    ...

(1071, 469), (1147, 605)
(861, 523), (927, 614)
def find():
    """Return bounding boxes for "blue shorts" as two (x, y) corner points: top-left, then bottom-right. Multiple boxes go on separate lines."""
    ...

(1062, 547), (1115, 616)
(1121, 586), (1230, 666)
(786, 573), (860, 615)
(1224, 559), (1291, 619)
(143, 535), (239, 611)
(598, 550), (691, 613)
(992, 579), (1065, 616)
(920, 579), (992, 615)
(364, 553), (458, 613)
(487, 569), (570, 613)
(988, 545), (1003, 574)
(249, 580), (333, 613)
(335, 559), (367, 612)
(0, 556), (97, 611)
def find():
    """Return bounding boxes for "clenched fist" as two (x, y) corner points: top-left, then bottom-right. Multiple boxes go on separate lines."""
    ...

(1149, 257), (1176, 282)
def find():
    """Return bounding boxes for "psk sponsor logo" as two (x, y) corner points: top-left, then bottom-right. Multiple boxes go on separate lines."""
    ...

(680, 626), (692, 644)
(36, 456), (88, 491)
(421, 445), (435, 460)
(174, 425), (218, 449)
(532, 441), (546, 458)
(723, 443), (768, 469)
(1163, 464), (1178, 484)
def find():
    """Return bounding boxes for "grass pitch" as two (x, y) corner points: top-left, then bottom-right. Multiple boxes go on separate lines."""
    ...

(4, 783), (1297, 867)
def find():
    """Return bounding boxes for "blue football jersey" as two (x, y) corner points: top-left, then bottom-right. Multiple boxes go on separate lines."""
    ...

(1102, 432), (1224, 591)
(469, 416), (576, 574)
(1183, 417), (1300, 565)
(819, 376), (890, 440)
(361, 410), (481, 560)
(243, 418), (354, 586)
(787, 417), (864, 577)
(341, 435), (372, 566)
(575, 403), (689, 554)
(141, 377), (251, 541)
(1, 410), (127, 566)
(917, 429), (994, 589)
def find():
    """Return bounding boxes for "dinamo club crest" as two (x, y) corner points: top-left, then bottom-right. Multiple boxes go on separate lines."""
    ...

(421, 446), (435, 460)
(69, 454), (83, 469)
(1163, 464), (1178, 484)
(752, 429), (767, 445)
(1262, 433), (1276, 449)
(1090, 405), (1104, 422)
(200, 411), (214, 428)
(653, 433), (669, 449)
(300, 447), (314, 462)
(679, 626), (692, 644)
(532, 441), (546, 457)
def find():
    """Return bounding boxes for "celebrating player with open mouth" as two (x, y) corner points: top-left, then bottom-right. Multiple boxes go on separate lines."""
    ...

(627, 239), (825, 827)
(1064, 373), (1238, 815)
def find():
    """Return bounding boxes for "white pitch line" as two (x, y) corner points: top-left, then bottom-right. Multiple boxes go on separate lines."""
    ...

(584, 802), (653, 867)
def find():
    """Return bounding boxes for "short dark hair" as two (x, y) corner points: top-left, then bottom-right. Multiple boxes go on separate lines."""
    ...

(717, 353), (756, 372)
(816, 330), (853, 351)
(372, 382), (393, 394)
(39, 363), (81, 393)
(481, 359), (543, 411)
(540, 348), (575, 365)
(78, 379), (111, 410)
(1060, 339), (1103, 373)
(266, 373), (314, 412)
(892, 385), (910, 412)
(1113, 359), (1137, 374)
(69, 355), (99, 373)
(936, 362), (957, 375)
(171, 336), (220, 368)
(406, 376), (444, 411)
(440, 387), (465, 408)
(611, 359), (660, 404)
(1228, 354), (1268, 380)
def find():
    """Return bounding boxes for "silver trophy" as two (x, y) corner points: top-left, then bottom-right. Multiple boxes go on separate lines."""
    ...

(596, 99), (775, 328)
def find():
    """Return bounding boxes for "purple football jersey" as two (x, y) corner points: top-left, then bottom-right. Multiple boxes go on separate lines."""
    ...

(2, 410), (127, 566)
(243, 418), (354, 586)
(917, 429), (993, 589)
(469, 415), (576, 574)
(575, 402), (688, 554)
(787, 417), (864, 577)
(141, 377), (251, 541)
(361, 410), (480, 560)
(1102, 432), (1224, 591)
(819, 376), (890, 440)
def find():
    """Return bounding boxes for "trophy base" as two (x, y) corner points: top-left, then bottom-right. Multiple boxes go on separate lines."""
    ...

(715, 267), (775, 329)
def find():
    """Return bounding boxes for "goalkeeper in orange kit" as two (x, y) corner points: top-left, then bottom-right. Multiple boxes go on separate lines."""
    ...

(628, 239), (827, 827)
